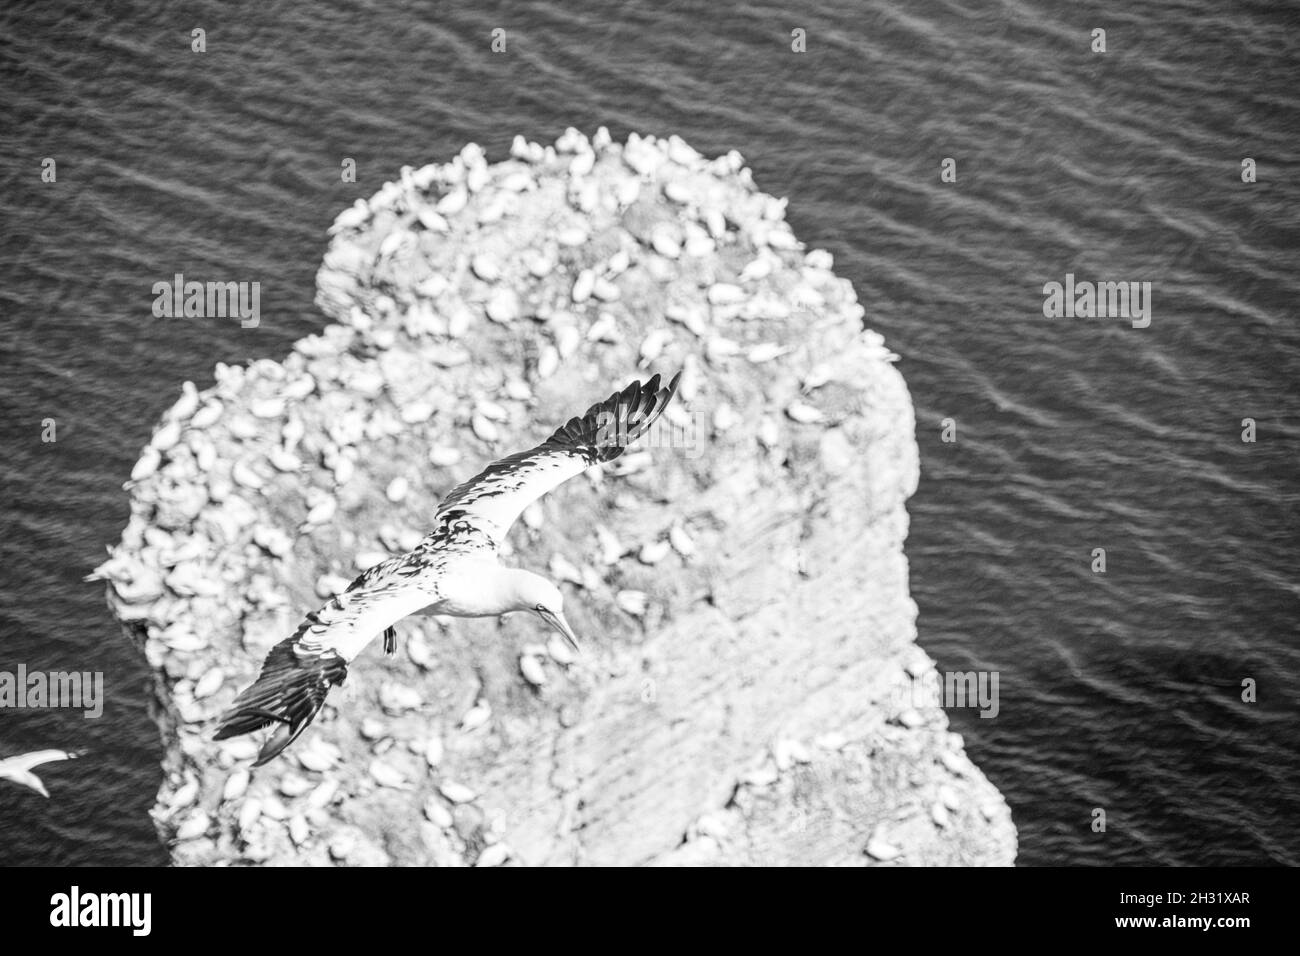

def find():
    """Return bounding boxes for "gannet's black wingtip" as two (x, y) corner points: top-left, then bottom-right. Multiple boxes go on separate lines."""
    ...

(217, 705), (310, 768)
(430, 370), (687, 546)
(251, 721), (300, 767)
(214, 636), (348, 765)
(549, 369), (683, 463)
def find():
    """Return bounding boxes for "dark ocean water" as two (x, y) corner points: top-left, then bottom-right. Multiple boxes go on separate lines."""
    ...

(1, 0), (1297, 865)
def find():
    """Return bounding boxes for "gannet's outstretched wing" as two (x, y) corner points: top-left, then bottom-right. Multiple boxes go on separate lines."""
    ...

(213, 555), (439, 766)
(0, 749), (82, 797)
(433, 371), (681, 548)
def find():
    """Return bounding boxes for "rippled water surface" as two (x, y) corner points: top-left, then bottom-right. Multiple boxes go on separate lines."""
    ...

(1, 0), (1297, 865)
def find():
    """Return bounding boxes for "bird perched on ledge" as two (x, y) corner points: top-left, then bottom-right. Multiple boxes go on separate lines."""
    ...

(215, 371), (681, 766)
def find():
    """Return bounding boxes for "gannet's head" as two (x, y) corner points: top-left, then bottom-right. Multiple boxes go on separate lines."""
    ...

(513, 573), (580, 652)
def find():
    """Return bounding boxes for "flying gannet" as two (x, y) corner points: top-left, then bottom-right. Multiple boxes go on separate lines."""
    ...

(215, 371), (681, 766)
(0, 749), (83, 797)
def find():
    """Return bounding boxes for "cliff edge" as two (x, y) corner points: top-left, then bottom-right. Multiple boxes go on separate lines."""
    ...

(95, 129), (1017, 866)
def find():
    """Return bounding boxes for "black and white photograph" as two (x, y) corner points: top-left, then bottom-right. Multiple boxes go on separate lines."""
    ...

(0, 0), (1294, 925)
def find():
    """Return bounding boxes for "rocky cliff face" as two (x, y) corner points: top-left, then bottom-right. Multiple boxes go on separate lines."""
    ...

(95, 129), (1017, 866)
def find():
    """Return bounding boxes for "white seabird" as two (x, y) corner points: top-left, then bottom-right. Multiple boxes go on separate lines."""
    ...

(216, 371), (681, 766)
(0, 749), (83, 797)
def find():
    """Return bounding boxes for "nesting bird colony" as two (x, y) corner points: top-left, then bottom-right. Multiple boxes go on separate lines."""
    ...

(94, 129), (1017, 866)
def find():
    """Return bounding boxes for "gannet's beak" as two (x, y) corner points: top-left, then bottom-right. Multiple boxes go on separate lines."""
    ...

(537, 607), (580, 653)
